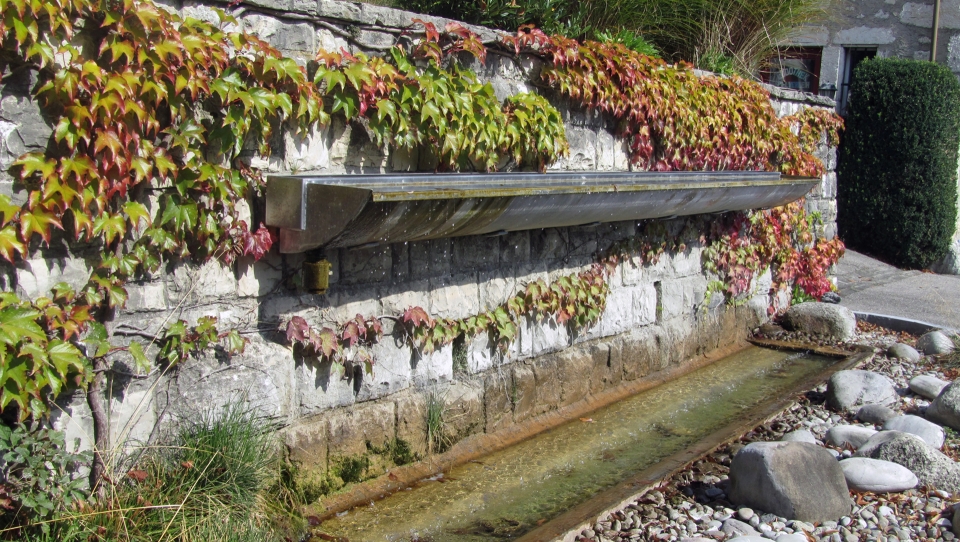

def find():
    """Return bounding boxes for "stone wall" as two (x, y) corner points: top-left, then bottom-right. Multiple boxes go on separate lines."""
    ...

(791, 0), (960, 88)
(0, 0), (839, 489)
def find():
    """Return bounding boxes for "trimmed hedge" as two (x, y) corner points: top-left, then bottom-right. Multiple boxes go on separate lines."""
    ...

(837, 58), (960, 269)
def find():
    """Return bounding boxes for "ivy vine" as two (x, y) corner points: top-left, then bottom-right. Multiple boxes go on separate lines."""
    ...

(315, 21), (569, 170)
(0, 1), (569, 430)
(502, 26), (840, 177)
(283, 201), (843, 371)
(0, 0), (845, 493)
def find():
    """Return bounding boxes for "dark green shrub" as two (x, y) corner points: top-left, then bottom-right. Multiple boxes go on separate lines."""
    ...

(837, 58), (960, 269)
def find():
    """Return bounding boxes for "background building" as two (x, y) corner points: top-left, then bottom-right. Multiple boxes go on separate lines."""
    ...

(770, 0), (960, 112)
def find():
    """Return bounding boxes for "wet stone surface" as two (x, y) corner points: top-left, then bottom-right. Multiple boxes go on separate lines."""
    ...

(576, 321), (960, 542)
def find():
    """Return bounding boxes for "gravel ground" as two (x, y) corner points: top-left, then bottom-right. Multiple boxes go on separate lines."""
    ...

(575, 321), (960, 542)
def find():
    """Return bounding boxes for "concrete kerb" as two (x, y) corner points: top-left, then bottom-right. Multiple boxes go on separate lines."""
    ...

(854, 311), (958, 337)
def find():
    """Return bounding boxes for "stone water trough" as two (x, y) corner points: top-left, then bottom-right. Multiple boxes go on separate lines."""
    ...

(265, 171), (818, 253)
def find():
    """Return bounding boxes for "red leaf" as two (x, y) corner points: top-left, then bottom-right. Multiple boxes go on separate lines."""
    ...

(127, 469), (148, 483)
(341, 318), (362, 348)
(310, 328), (339, 359)
(403, 306), (433, 328)
(241, 222), (275, 260)
(285, 316), (309, 344)
(364, 317), (383, 341)
(412, 18), (439, 43)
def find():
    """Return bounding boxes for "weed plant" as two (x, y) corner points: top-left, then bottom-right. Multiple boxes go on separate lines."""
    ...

(3, 403), (306, 542)
(426, 391), (452, 455)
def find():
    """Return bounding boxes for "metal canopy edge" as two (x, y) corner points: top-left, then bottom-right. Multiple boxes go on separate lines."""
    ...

(265, 171), (818, 254)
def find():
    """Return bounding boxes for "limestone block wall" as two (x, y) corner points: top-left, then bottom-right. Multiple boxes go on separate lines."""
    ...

(0, 0), (839, 484)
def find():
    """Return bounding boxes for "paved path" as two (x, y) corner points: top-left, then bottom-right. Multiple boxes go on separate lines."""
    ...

(835, 250), (960, 331)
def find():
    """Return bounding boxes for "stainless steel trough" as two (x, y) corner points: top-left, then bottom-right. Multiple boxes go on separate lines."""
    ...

(265, 171), (818, 253)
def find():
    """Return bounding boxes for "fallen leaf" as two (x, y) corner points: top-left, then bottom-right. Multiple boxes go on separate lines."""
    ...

(126, 469), (148, 483)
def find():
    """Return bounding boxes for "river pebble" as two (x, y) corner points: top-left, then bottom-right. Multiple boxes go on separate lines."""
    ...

(575, 323), (960, 542)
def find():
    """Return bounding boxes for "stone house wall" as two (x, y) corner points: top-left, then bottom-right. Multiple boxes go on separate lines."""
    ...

(0, 0), (838, 487)
(791, 0), (960, 89)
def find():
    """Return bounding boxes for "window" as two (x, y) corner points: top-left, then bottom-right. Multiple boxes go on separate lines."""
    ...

(761, 47), (822, 95)
(839, 47), (877, 114)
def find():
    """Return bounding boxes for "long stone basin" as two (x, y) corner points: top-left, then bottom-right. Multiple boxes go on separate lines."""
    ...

(315, 344), (863, 541)
(265, 171), (817, 253)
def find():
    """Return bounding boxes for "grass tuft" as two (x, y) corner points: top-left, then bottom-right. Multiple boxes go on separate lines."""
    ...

(9, 402), (306, 542)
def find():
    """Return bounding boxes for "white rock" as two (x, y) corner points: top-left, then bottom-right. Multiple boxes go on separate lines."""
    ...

(840, 457), (919, 492)
(856, 431), (960, 493)
(857, 404), (898, 425)
(888, 343), (922, 362)
(883, 415), (945, 448)
(917, 331), (955, 356)
(825, 425), (877, 449)
(909, 375), (950, 400)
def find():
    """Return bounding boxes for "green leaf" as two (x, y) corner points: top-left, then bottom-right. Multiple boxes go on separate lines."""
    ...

(46, 341), (85, 377)
(159, 200), (198, 231)
(128, 341), (150, 373)
(92, 214), (127, 245)
(222, 330), (246, 355)
(0, 307), (45, 345)
(123, 201), (150, 229)
(0, 224), (25, 262)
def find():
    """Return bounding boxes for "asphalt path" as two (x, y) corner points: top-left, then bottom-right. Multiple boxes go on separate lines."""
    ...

(834, 250), (960, 331)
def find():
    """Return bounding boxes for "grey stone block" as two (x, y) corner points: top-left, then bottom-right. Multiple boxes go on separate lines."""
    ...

(297, 357), (360, 416)
(453, 235), (500, 271)
(327, 400), (396, 457)
(340, 245), (392, 285)
(16, 257), (91, 300)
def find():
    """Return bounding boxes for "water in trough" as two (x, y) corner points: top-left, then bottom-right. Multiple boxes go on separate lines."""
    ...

(319, 346), (836, 541)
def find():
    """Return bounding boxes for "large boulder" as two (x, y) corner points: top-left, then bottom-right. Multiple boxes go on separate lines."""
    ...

(917, 331), (955, 356)
(825, 425), (877, 449)
(781, 302), (856, 341)
(839, 457), (918, 493)
(856, 431), (960, 493)
(883, 415), (945, 448)
(781, 429), (817, 444)
(909, 375), (950, 400)
(926, 381), (960, 431)
(826, 370), (899, 413)
(728, 441), (852, 523)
